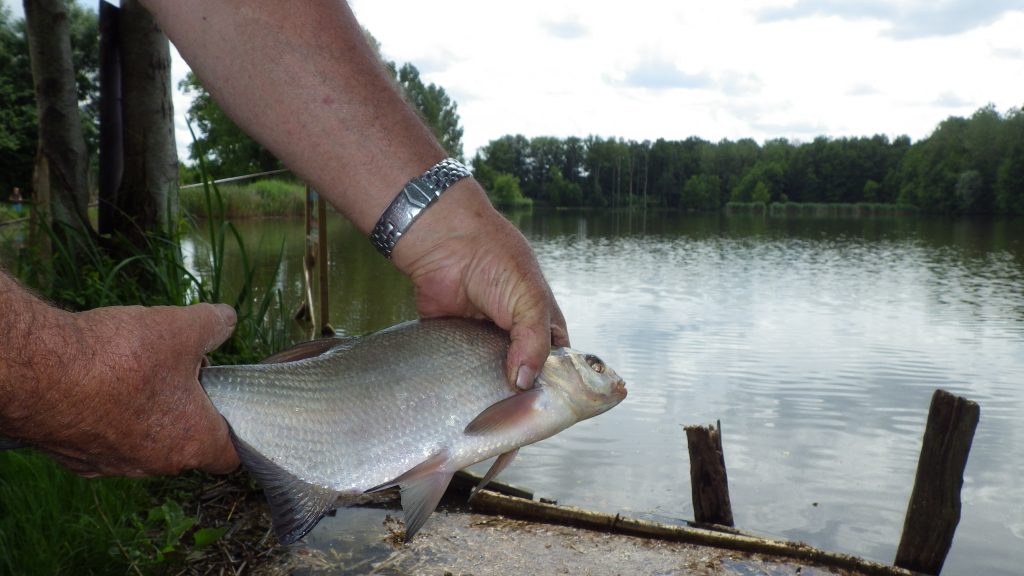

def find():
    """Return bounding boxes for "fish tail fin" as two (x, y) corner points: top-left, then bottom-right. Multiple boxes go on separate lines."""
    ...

(232, 432), (340, 545)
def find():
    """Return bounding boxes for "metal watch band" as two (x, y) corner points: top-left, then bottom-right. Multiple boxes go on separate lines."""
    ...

(369, 158), (472, 258)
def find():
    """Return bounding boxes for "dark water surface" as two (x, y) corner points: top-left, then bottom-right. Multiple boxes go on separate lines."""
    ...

(8, 211), (1021, 573)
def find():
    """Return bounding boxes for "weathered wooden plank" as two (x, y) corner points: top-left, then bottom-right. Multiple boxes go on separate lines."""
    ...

(894, 389), (980, 574)
(685, 419), (734, 526)
(470, 491), (914, 576)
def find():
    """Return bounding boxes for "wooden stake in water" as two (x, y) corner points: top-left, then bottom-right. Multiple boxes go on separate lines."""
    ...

(685, 420), (734, 527)
(895, 389), (979, 575)
(316, 190), (333, 337)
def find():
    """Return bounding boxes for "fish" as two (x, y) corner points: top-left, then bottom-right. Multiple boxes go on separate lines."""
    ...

(199, 317), (626, 544)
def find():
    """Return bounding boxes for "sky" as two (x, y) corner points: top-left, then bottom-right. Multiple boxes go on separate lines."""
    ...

(5, 0), (1024, 162)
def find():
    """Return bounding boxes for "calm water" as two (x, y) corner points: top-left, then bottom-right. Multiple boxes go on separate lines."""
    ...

(5, 211), (1021, 573)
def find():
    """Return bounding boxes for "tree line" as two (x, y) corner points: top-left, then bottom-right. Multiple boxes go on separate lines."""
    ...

(471, 105), (1024, 215)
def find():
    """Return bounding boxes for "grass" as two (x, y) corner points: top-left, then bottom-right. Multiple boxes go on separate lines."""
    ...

(0, 452), (189, 575)
(1, 158), (290, 572)
(179, 178), (305, 219)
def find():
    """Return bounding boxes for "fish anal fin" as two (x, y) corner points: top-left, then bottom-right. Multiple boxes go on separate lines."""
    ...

(232, 432), (341, 545)
(463, 388), (545, 436)
(399, 470), (455, 542)
(364, 449), (454, 541)
(259, 336), (356, 364)
(470, 448), (519, 501)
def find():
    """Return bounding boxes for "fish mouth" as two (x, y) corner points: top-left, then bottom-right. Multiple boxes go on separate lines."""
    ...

(611, 378), (627, 399)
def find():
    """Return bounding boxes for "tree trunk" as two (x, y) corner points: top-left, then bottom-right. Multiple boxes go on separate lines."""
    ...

(115, 0), (177, 240)
(23, 0), (91, 235)
(98, 0), (123, 236)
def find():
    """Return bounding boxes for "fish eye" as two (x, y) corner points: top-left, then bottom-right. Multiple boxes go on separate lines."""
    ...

(585, 354), (605, 374)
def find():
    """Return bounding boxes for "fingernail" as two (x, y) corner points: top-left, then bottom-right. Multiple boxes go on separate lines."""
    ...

(515, 365), (537, 390)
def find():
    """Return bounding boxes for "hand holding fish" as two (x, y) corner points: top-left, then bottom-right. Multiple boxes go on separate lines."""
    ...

(390, 181), (570, 391)
(0, 286), (239, 477)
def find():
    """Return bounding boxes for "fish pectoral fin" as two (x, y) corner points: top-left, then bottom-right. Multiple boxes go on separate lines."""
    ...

(469, 448), (519, 501)
(364, 449), (454, 541)
(399, 470), (455, 542)
(258, 336), (357, 364)
(463, 388), (545, 436)
(232, 433), (340, 545)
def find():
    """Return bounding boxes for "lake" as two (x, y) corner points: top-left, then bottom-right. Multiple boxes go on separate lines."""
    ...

(4, 210), (1022, 573)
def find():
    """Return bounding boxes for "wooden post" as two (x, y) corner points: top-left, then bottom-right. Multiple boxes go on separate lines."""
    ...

(895, 389), (980, 575)
(685, 420), (734, 526)
(316, 190), (333, 336)
(294, 185), (315, 325)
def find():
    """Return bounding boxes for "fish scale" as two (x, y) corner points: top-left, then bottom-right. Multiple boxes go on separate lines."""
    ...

(200, 317), (626, 543)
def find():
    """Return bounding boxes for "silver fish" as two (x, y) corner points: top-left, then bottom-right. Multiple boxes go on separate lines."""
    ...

(200, 317), (626, 544)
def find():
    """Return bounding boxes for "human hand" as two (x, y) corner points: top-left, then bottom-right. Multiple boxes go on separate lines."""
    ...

(392, 182), (569, 390)
(24, 304), (239, 477)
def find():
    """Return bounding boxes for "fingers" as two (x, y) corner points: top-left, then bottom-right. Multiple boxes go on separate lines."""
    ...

(181, 303), (240, 473)
(506, 286), (569, 391)
(187, 302), (237, 353)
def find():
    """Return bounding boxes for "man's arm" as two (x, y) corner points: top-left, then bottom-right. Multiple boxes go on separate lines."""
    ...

(0, 272), (238, 476)
(142, 0), (569, 388)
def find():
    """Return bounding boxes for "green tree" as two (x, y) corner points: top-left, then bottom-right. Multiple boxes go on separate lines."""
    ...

(488, 172), (530, 207)
(546, 165), (582, 206)
(681, 173), (720, 211)
(0, 6), (36, 200)
(996, 141), (1024, 215)
(396, 63), (464, 161)
(179, 71), (282, 179)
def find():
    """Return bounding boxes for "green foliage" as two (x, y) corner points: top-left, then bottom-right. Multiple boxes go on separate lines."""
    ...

(488, 172), (532, 207)
(0, 451), (163, 575)
(0, 7), (37, 200)
(996, 140), (1024, 215)
(396, 63), (464, 160)
(681, 173), (721, 211)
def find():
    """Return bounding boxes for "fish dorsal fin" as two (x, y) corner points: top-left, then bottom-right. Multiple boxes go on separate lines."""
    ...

(258, 336), (356, 364)
(365, 450), (454, 541)
(470, 448), (519, 500)
(463, 388), (545, 436)
(231, 433), (340, 544)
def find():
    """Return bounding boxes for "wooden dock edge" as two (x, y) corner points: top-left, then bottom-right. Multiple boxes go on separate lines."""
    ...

(468, 490), (915, 576)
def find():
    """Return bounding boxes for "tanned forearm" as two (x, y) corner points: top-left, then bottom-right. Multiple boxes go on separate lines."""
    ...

(0, 272), (80, 441)
(141, 0), (450, 232)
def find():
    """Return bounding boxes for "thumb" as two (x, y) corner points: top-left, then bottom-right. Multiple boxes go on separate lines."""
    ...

(187, 303), (237, 353)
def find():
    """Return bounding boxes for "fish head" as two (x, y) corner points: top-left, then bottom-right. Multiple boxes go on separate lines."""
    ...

(542, 348), (627, 421)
